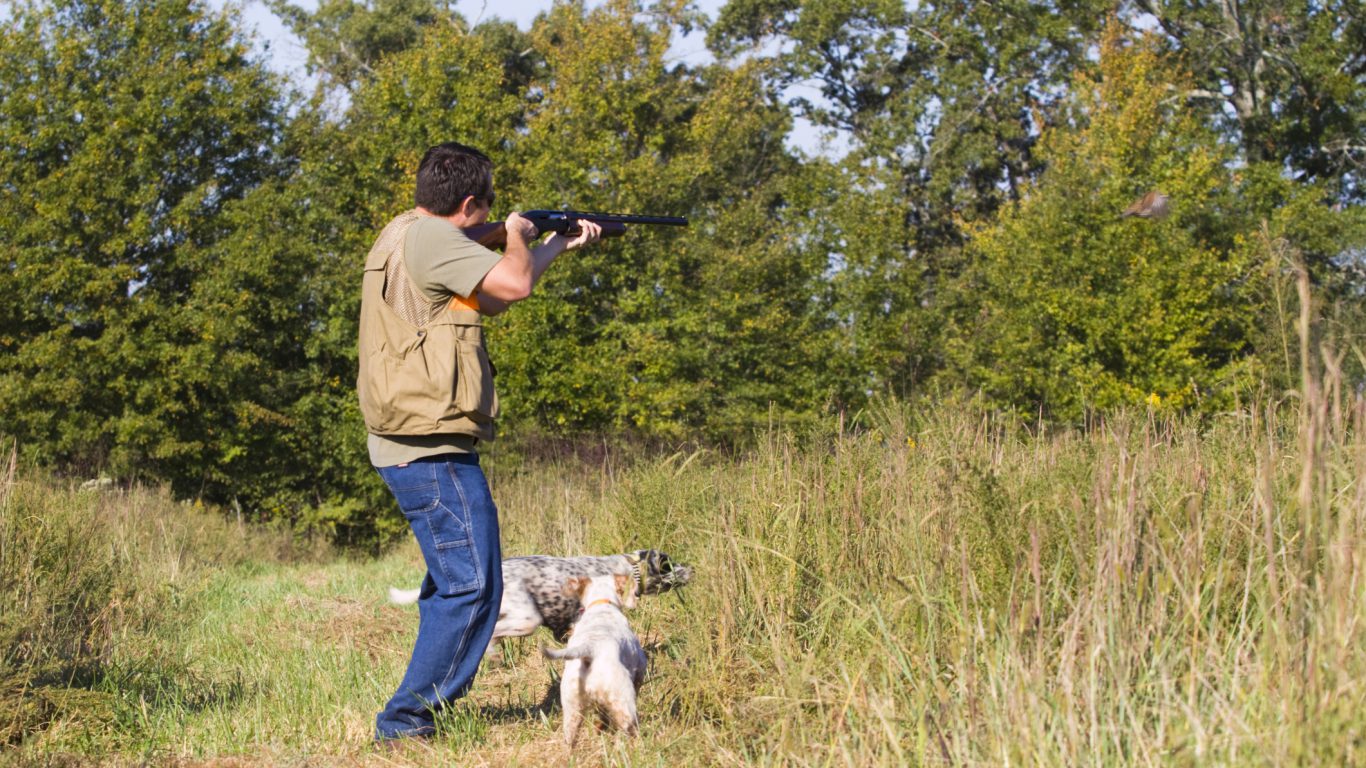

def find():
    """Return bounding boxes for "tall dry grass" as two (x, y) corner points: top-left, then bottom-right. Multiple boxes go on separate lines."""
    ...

(0, 455), (310, 746)
(4, 382), (1360, 764)
(495, 406), (1362, 765)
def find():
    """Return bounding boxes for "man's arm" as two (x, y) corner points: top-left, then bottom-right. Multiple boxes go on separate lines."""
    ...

(476, 218), (602, 316)
(475, 240), (556, 316)
(474, 213), (538, 305)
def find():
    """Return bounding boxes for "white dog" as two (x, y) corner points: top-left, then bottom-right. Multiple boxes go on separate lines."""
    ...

(541, 574), (647, 745)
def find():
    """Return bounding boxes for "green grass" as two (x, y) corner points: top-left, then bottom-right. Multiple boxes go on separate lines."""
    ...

(5, 389), (1365, 766)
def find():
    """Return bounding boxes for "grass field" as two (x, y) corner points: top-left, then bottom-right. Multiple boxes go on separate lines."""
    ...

(4, 382), (1364, 765)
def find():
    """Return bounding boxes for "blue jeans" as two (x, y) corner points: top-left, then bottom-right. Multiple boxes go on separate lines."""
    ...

(374, 454), (503, 740)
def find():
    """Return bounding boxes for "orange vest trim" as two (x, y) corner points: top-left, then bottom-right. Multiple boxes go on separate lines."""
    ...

(448, 293), (480, 313)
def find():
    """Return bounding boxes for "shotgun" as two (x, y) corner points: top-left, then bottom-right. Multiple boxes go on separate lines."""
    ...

(463, 209), (689, 249)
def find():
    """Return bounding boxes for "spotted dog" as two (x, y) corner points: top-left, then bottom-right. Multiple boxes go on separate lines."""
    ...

(389, 549), (691, 646)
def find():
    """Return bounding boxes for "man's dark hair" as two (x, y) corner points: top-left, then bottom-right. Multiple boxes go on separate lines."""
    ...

(415, 142), (495, 216)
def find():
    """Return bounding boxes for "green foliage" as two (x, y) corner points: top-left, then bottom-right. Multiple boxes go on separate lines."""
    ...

(1129, 0), (1366, 200)
(266, 0), (450, 93)
(709, 0), (1113, 396)
(487, 1), (838, 437)
(1228, 165), (1366, 393)
(0, 0), (286, 474)
(342, 14), (534, 213)
(943, 29), (1264, 417)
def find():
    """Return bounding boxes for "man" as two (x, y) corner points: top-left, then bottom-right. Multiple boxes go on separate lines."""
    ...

(356, 142), (601, 743)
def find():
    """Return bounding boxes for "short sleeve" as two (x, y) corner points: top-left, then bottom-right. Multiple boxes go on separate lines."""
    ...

(404, 216), (504, 302)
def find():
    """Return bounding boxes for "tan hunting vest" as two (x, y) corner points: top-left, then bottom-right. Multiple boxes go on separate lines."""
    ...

(357, 211), (498, 442)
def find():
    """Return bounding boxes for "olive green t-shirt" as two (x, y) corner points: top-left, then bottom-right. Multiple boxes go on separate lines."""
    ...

(405, 215), (503, 303)
(367, 215), (503, 468)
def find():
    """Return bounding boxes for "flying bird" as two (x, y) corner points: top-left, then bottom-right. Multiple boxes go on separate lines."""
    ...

(1121, 190), (1170, 220)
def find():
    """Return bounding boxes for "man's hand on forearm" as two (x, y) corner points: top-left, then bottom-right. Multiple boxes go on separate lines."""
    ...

(529, 219), (602, 278)
(560, 220), (603, 252)
(531, 220), (604, 256)
(504, 211), (540, 247)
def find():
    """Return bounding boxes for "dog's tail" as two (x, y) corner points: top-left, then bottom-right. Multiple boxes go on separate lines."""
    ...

(388, 587), (421, 605)
(542, 644), (594, 662)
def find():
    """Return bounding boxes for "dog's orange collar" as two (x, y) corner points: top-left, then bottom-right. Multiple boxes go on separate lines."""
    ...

(577, 598), (618, 617)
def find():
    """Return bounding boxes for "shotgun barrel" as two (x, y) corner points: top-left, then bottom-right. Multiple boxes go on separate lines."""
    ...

(522, 209), (690, 234)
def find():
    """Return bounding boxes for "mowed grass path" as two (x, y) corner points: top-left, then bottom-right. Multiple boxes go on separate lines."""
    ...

(111, 544), (695, 766)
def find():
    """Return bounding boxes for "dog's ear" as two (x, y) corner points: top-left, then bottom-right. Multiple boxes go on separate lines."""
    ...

(562, 576), (588, 599)
(614, 573), (639, 609)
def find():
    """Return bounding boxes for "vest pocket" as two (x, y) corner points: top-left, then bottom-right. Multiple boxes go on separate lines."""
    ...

(454, 338), (498, 421)
(365, 346), (451, 432)
(360, 347), (397, 431)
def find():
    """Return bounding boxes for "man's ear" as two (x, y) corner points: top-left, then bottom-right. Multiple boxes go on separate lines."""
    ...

(457, 194), (480, 217)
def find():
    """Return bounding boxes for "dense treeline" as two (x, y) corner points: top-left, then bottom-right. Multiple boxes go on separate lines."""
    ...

(2, 0), (1363, 545)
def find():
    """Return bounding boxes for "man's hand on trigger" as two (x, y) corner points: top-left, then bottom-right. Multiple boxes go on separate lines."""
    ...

(563, 220), (602, 251)
(505, 211), (540, 245)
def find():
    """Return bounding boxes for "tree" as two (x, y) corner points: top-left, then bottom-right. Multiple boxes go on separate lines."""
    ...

(0, 0), (286, 475)
(707, 0), (1111, 396)
(485, 0), (837, 438)
(1126, 0), (1366, 202)
(941, 28), (1266, 418)
(266, 0), (451, 94)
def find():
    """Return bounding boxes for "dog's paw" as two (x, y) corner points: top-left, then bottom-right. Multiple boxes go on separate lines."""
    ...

(388, 586), (421, 605)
